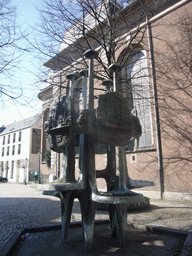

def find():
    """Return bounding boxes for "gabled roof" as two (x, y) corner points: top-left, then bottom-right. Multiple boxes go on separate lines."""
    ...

(0, 114), (42, 135)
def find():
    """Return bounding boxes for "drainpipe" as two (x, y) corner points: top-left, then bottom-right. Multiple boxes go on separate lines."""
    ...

(146, 16), (164, 200)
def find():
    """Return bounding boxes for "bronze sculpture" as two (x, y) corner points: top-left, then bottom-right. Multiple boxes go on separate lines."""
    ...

(43, 49), (151, 251)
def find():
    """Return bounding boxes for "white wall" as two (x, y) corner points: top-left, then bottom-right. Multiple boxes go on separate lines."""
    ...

(0, 115), (43, 183)
(0, 128), (31, 182)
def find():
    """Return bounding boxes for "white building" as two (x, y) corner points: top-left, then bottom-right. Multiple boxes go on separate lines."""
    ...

(0, 114), (42, 183)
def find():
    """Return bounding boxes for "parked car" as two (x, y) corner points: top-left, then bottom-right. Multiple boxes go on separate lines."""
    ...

(0, 176), (8, 182)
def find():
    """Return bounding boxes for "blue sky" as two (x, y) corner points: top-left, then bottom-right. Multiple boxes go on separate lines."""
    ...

(0, 0), (45, 126)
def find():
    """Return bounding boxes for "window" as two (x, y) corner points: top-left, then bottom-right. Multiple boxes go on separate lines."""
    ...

(2, 147), (4, 157)
(12, 145), (15, 155)
(7, 135), (10, 144)
(1, 162), (4, 174)
(3, 136), (5, 145)
(5, 161), (9, 177)
(18, 144), (21, 154)
(11, 160), (14, 179)
(7, 146), (9, 156)
(17, 160), (20, 169)
(13, 133), (16, 143)
(42, 108), (49, 161)
(32, 129), (41, 154)
(18, 132), (21, 142)
(122, 50), (153, 149)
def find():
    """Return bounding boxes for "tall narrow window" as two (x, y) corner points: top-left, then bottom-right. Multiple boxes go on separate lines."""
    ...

(42, 108), (49, 161)
(7, 146), (10, 156)
(18, 132), (21, 142)
(1, 162), (4, 175)
(18, 144), (21, 154)
(12, 145), (15, 155)
(13, 133), (16, 143)
(3, 136), (5, 145)
(5, 161), (9, 178)
(32, 129), (41, 154)
(11, 160), (14, 179)
(122, 50), (153, 149)
(2, 147), (4, 157)
(7, 135), (10, 144)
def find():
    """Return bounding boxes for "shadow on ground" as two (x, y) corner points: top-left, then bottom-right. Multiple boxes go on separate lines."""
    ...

(9, 223), (186, 256)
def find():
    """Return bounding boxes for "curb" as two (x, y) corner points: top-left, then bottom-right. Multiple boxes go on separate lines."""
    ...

(146, 226), (192, 256)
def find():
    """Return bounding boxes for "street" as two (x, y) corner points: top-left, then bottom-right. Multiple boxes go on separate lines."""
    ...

(0, 183), (192, 255)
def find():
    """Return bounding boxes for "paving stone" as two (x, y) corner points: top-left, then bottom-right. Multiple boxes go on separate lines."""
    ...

(0, 183), (192, 255)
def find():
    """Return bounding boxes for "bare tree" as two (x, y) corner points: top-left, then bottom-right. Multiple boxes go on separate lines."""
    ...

(36, 0), (191, 194)
(35, 0), (155, 181)
(0, 0), (24, 104)
(36, 0), (155, 83)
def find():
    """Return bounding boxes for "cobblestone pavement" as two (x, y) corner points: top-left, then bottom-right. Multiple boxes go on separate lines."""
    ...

(0, 183), (192, 255)
(0, 183), (108, 255)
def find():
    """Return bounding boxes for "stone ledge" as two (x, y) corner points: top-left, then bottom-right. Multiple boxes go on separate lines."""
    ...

(133, 190), (192, 201)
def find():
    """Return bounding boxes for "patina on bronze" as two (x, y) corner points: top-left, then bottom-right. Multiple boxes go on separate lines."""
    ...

(43, 49), (152, 252)
(96, 92), (134, 145)
(45, 95), (73, 152)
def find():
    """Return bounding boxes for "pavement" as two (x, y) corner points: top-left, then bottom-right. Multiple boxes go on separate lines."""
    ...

(0, 183), (192, 255)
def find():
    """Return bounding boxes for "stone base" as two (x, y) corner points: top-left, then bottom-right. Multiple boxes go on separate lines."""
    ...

(7, 222), (191, 256)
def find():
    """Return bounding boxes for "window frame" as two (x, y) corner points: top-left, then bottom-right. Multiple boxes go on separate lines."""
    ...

(121, 49), (153, 151)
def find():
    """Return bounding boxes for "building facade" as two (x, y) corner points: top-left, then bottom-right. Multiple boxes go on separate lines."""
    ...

(38, 0), (192, 199)
(0, 115), (47, 183)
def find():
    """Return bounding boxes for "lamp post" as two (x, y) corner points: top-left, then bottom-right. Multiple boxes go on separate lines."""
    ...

(38, 152), (41, 184)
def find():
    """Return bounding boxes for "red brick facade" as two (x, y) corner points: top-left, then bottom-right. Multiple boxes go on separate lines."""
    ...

(39, 0), (192, 198)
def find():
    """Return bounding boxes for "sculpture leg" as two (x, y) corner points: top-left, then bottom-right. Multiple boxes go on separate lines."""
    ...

(79, 133), (97, 251)
(116, 204), (128, 246)
(108, 204), (118, 238)
(79, 191), (97, 252)
(84, 201), (97, 251)
(106, 146), (118, 238)
(60, 191), (74, 243)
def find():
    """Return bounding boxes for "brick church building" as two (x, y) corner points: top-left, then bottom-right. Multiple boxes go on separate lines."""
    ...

(38, 0), (192, 200)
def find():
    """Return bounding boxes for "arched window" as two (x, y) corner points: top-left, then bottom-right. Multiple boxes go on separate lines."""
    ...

(122, 50), (153, 149)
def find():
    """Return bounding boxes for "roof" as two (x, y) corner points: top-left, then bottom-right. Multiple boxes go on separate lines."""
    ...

(0, 126), (6, 133)
(0, 114), (42, 135)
